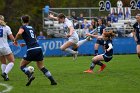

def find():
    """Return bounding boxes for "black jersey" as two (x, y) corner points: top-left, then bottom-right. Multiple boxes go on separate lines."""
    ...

(21, 25), (39, 49)
(133, 22), (140, 42)
(104, 40), (113, 57)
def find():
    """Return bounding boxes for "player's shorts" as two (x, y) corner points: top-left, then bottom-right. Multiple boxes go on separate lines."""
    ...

(23, 47), (43, 61)
(0, 47), (12, 56)
(103, 54), (112, 62)
(96, 39), (104, 45)
(68, 31), (79, 44)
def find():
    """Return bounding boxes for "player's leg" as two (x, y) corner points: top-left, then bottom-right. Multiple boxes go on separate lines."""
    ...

(0, 56), (7, 74)
(36, 61), (57, 85)
(1, 53), (14, 81)
(60, 41), (77, 54)
(137, 45), (140, 59)
(84, 55), (104, 73)
(94, 43), (99, 56)
(20, 59), (31, 77)
(4, 53), (14, 75)
(0, 56), (9, 81)
(20, 59), (35, 86)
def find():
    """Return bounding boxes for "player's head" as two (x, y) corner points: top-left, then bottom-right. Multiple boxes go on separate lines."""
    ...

(0, 15), (6, 26)
(57, 13), (66, 23)
(97, 18), (103, 25)
(103, 30), (115, 40)
(21, 15), (30, 24)
(136, 14), (140, 23)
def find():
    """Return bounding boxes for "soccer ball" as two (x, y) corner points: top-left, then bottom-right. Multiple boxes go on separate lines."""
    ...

(28, 66), (34, 73)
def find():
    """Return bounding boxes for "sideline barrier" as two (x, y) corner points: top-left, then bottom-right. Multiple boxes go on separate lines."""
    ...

(9, 37), (136, 58)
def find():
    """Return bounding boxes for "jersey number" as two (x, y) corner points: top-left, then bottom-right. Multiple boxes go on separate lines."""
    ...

(0, 29), (3, 37)
(29, 30), (35, 38)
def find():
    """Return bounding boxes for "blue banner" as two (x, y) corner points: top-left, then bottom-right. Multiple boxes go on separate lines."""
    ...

(9, 37), (137, 58)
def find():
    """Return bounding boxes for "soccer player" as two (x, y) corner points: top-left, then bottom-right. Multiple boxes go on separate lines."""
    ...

(94, 18), (106, 56)
(0, 15), (15, 81)
(133, 14), (140, 59)
(49, 13), (89, 60)
(84, 31), (115, 73)
(13, 15), (57, 86)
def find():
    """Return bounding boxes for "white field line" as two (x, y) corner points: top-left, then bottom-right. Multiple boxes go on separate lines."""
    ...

(0, 83), (13, 93)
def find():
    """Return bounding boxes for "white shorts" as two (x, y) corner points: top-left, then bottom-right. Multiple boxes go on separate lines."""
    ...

(0, 47), (12, 56)
(68, 31), (79, 44)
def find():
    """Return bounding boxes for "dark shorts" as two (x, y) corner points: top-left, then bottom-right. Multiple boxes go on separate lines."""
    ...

(96, 39), (104, 45)
(23, 48), (44, 61)
(103, 54), (112, 62)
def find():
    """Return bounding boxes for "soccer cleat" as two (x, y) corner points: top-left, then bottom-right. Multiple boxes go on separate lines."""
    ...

(73, 51), (78, 60)
(1, 73), (9, 81)
(98, 64), (106, 72)
(51, 81), (57, 85)
(26, 75), (35, 86)
(83, 69), (93, 73)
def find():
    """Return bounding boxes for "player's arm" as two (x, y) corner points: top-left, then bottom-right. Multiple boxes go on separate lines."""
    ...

(107, 43), (113, 52)
(8, 34), (15, 42)
(13, 28), (24, 46)
(132, 30), (138, 42)
(86, 33), (99, 38)
(48, 13), (58, 20)
(67, 26), (74, 37)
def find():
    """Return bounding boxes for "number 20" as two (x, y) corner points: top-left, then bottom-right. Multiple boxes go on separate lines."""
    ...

(99, 1), (111, 11)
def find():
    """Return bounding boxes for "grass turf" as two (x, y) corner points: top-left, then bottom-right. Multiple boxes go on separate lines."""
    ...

(0, 54), (140, 93)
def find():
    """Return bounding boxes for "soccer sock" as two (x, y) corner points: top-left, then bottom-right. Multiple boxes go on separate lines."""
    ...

(1, 64), (7, 73)
(41, 67), (56, 82)
(96, 61), (103, 66)
(65, 48), (76, 54)
(90, 62), (96, 70)
(94, 50), (98, 55)
(20, 66), (32, 78)
(4, 62), (14, 74)
(77, 39), (87, 47)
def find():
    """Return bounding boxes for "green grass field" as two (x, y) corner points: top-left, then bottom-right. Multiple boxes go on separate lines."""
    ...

(0, 54), (140, 93)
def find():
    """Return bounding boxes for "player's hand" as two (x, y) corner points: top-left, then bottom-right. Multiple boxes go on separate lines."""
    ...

(13, 41), (18, 46)
(48, 13), (54, 18)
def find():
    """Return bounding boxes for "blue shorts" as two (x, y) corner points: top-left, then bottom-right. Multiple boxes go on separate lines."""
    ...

(23, 48), (43, 61)
(96, 39), (104, 45)
(103, 54), (112, 62)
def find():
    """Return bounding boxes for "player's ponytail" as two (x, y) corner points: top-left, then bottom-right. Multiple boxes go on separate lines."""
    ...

(0, 15), (6, 26)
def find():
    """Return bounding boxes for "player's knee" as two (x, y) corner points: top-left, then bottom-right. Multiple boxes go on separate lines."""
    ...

(60, 46), (65, 51)
(92, 57), (97, 62)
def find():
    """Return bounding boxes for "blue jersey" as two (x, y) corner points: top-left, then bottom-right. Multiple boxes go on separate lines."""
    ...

(97, 24), (106, 36)
(21, 25), (39, 49)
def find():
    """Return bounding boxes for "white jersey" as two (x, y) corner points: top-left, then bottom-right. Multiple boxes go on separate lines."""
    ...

(0, 25), (12, 48)
(64, 18), (79, 44)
